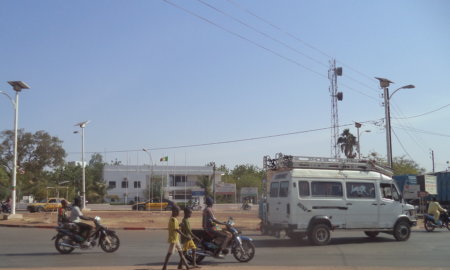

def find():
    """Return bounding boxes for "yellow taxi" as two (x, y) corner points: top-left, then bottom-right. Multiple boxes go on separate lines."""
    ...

(26, 198), (72, 213)
(132, 198), (176, 211)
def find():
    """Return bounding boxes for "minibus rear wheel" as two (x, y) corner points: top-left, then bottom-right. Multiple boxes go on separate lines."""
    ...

(308, 224), (331, 246)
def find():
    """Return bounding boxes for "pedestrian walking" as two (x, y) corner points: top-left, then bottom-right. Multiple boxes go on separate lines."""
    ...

(178, 208), (201, 269)
(162, 205), (191, 270)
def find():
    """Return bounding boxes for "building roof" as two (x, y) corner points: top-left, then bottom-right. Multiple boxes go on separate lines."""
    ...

(103, 164), (224, 176)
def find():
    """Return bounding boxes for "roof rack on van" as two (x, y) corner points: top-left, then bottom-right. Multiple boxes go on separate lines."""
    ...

(263, 153), (394, 177)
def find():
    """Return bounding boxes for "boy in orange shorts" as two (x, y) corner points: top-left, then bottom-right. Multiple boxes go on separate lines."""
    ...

(178, 208), (201, 269)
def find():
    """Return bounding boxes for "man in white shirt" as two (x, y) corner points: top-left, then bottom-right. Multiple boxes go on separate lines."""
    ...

(70, 197), (94, 246)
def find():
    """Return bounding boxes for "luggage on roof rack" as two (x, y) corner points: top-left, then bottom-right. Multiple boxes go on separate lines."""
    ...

(263, 153), (393, 177)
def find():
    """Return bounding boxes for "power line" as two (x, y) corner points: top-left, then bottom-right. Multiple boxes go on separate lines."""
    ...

(391, 127), (414, 161)
(392, 102), (450, 119)
(226, 0), (379, 84)
(391, 124), (450, 138)
(163, 0), (381, 103)
(67, 122), (369, 155)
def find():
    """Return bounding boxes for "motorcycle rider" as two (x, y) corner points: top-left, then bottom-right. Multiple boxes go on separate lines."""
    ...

(428, 197), (447, 225)
(3, 196), (12, 213)
(70, 197), (95, 247)
(202, 197), (231, 257)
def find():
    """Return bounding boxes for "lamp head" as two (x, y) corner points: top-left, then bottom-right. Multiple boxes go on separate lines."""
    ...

(401, 84), (415, 89)
(143, 148), (147, 151)
(365, 130), (371, 132)
(374, 77), (395, 88)
(73, 131), (79, 134)
(8, 81), (30, 92)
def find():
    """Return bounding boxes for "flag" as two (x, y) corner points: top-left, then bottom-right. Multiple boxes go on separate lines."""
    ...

(160, 156), (168, 162)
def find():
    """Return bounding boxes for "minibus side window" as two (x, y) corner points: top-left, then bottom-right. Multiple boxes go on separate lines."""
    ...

(298, 181), (310, 197)
(312, 182), (343, 197)
(380, 183), (392, 200)
(346, 182), (376, 198)
(270, 182), (279, 197)
(279, 181), (289, 197)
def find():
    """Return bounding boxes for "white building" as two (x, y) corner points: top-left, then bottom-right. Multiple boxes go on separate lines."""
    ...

(103, 164), (223, 203)
(67, 161), (87, 167)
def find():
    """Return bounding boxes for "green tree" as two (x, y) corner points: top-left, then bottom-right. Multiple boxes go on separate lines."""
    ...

(150, 175), (166, 200)
(0, 129), (66, 197)
(196, 174), (212, 201)
(87, 181), (112, 203)
(0, 166), (10, 200)
(367, 151), (426, 175)
(337, 129), (358, 158)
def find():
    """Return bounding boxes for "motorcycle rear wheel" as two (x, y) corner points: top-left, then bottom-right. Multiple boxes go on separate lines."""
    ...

(233, 240), (255, 262)
(424, 220), (435, 232)
(100, 234), (120, 253)
(55, 235), (75, 254)
(185, 245), (205, 264)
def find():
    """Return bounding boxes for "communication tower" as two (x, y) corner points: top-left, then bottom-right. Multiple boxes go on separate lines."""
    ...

(328, 60), (343, 158)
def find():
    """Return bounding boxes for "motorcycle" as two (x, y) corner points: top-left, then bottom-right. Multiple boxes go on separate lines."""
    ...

(1, 202), (11, 213)
(189, 203), (202, 212)
(186, 217), (255, 264)
(51, 216), (120, 254)
(424, 211), (450, 232)
(241, 204), (251, 211)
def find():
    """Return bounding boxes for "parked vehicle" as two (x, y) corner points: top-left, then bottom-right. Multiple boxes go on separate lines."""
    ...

(424, 211), (450, 232)
(51, 216), (120, 254)
(132, 198), (176, 211)
(261, 153), (417, 246)
(27, 198), (72, 213)
(189, 202), (202, 211)
(187, 217), (255, 264)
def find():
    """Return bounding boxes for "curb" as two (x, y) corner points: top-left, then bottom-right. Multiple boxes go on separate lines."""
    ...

(0, 224), (258, 231)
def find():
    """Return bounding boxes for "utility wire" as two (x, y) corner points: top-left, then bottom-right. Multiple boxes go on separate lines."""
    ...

(67, 122), (373, 155)
(226, 0), (379, 84)
(391, 127), (414, 161)
(392, 102), (450, 119)
(391, 124), (450, 138)
(163, 0), (380, 102)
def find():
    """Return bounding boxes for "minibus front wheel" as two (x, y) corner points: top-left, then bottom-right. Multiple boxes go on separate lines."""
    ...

(308, 224), (331, 246)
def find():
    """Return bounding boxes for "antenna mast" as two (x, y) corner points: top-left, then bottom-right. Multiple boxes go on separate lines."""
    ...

(328, 59), (343, 158)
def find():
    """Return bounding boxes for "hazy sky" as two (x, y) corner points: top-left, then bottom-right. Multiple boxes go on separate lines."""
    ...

(1, 0), (449, 173)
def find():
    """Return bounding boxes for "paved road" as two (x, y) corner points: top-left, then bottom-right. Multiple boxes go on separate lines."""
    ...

(0, 228), (447, 268)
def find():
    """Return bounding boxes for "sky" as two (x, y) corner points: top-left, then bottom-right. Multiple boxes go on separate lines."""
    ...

(0, 0), (449, 173)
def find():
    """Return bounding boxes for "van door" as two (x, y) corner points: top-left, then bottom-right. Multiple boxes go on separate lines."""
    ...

(277, 181), (291, 224)
(345, 181), (378, 228)
(378, 181), (403, 228)
(268, 181), (282, 223)
(310, 181), (346, 228)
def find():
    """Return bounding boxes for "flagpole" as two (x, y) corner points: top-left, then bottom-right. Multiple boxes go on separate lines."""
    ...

(185, 153), (186, 204)
(136, 152), (138, 211)
(126, 151), (128, 205)
(161, 153), (163, 212)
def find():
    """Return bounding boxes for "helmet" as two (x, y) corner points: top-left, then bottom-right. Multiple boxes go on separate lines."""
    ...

(206, 197), (214, 206)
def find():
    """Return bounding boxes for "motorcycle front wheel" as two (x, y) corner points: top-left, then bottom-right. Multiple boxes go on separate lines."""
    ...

(55, 235), (75, 254)
(424, 220), (435, 232)
(185, 244), (205, 264)
(446, 222), (450, 231)
(233, 240), (255, 263)
(100, 233), (120, 253)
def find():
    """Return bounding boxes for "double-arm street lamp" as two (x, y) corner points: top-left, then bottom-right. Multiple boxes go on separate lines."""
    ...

(74, 120), (90, 210)
(375, 78), (415, 168)
(1, 81), (30, 218)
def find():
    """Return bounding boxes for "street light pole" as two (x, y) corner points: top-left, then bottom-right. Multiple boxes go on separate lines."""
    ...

(3, 81), (30, 218)
(375, 78), (415, 168)
(74, 120), (90, 210)
(143, 149), (153, 209)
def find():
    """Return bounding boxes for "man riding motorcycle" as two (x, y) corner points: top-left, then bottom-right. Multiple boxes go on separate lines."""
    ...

(428, 197), (447, 225)
(70, 197), (95, 246)
(202, 197), (231, 257)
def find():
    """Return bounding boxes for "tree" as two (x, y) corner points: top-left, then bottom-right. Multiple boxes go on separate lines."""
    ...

(110, 158), (122, 165)
(149, 175), (166, 200)
(337, 129), (358, 158)
(87, 181), (112, 203)
(196, 174), (212, 201)
(367, 151), (426, 175)
(0, 129), (66, 198)
(0, 166), (10, 200)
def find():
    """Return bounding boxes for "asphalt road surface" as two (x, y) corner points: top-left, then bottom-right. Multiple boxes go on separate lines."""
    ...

(0, 227), (448, 268)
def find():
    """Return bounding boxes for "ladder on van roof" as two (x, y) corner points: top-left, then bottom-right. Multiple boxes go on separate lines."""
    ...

(263, 153), (394, 177)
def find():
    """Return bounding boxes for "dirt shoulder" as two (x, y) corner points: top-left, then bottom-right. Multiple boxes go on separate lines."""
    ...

(1, 266), (447, 270)
(0, 210), (261, 230)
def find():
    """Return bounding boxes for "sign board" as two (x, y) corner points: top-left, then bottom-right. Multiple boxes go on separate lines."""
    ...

(191, 190), (205, 196)
(424, 175), (437, 195)
(418, 191), (429, 198)
(403, 185), (421, 199)
(215, 183), (236, 195)
(241, 187), (258, 197)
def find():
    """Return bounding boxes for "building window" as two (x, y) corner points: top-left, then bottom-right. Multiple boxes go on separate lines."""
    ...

(135, 196), (140, 202)
(122, 181), (128, 188)
(109, 181), (116, 188)
(134, 181), (141, 188)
